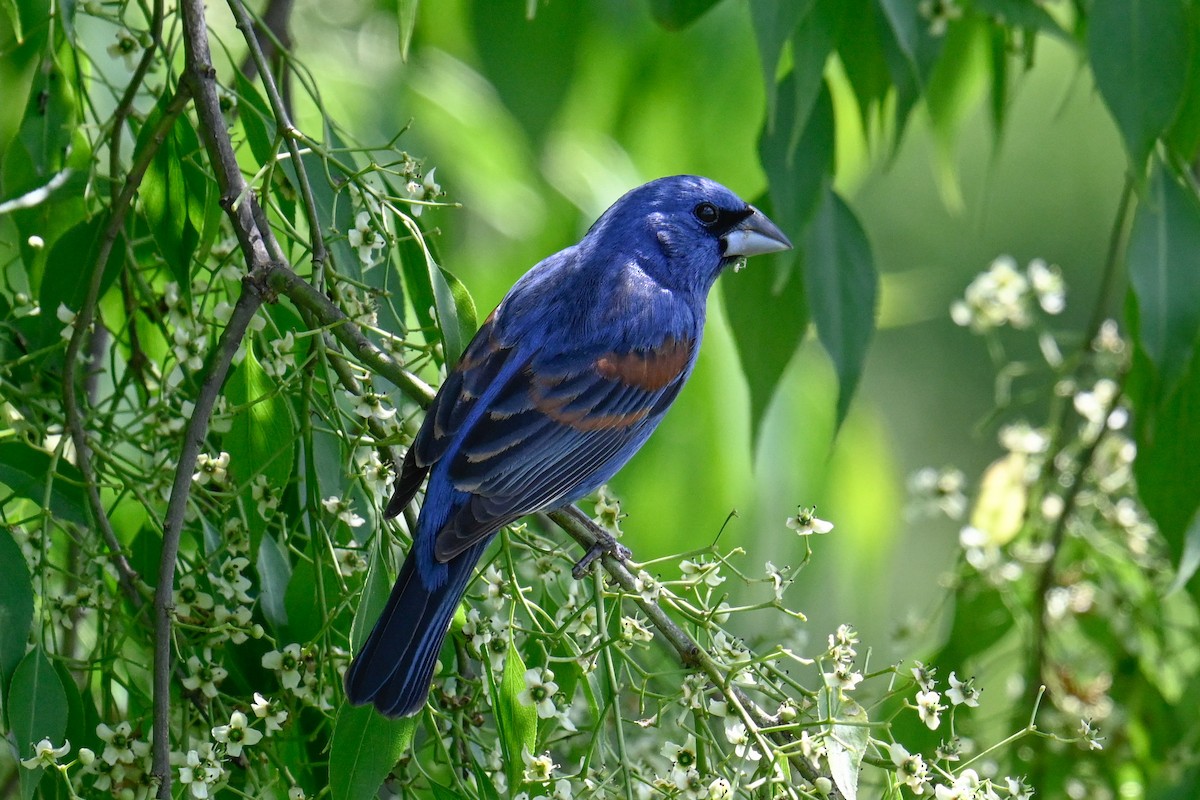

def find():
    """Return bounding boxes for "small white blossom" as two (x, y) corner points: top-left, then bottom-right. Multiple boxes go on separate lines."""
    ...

(518, 668), (559, 719)
(212, 711), (263, 757)
(251, 693), (289, 734)
(262, 643), (305, 690)
(708, 777), (733, 799)
(174, 574), (214, 620)
(661, 734), (698, 780)
(1027, 258), (1065, 314)
(680, 558), (724, 587)
(946, 672), (981, 707)
(177, 749), (223, 799)
(521, 747), (557, 783)
(106, 29), (140, 69)
(181, 649), (227, 698)
(347, 212), (386, 266)
(321, 495), (366, 528)
(724, 721), (761, 762)
(21, 738), (70, 769)
(593, 485), (623, 534)
(786, 506), (833, 536)
(916, 689), (946, 730)
(1079, 718), (1104, 751)
(192, 452), (230, 486)
(888, 742), (931, 794)
(633, 570), (661, 603)
(351, 391), (396, 421)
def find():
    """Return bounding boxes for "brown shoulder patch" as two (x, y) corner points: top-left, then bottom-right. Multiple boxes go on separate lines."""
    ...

(595, 337), (692, 392)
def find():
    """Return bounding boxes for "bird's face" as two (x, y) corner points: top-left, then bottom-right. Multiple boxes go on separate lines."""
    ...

(588, 175), (792, 294)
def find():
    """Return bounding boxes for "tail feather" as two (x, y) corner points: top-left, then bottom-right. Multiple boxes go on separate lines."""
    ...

(344, 540), (489, 717)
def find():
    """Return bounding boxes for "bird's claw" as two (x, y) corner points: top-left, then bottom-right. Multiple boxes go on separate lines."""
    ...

(572, 532), (632, 579)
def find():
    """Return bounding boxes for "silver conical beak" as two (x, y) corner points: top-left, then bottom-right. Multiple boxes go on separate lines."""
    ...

(722, 206), (792, 257)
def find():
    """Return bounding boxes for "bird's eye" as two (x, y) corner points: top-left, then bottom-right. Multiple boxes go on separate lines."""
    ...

(693, 202), (720, 225)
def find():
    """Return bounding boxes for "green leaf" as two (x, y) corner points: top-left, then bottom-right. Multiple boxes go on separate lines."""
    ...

(761, 80), (835, 243)
(1129, 337), (1200, 568)
(783, 0), (845, 140)
(1088, 0), (1191, 169)
(328, 702), (415, 800)
(223, 342), (296, 490)
(0, 526), (34, 695)
(1127, 165), (1200, 392)
(0, 440), (88, 525)
(722, 230), (808, 445)
(256, 533), (292, 632)
(0, 0), (51, 172)
(1166, 6), (1200, 163)
(819, 673), (869, 800)
(397, 0), (419, 62)
(349, 538), (393, 652)
(430, 262), (478, 368)
(974, 0), (1067, 38)
(491, 642), (537, 787)
(234, 71), (276, 169)
(647, 0), (721, 30)
(750, 0), (815, 127)
(805, 188), (877, 427)
(936, 579), (1014, 667)
(36, 217), (124, 347)
(137, 94), (210, 288)
(6, 646), (68, 800)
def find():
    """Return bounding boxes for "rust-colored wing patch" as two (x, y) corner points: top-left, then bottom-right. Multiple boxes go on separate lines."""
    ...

(594, 337), (692, 392)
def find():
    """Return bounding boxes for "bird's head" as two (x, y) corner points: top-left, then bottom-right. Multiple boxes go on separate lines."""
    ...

(583, 175), (793, 294)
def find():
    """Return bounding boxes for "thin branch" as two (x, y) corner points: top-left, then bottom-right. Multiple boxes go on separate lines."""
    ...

(61, 86), (192, 610)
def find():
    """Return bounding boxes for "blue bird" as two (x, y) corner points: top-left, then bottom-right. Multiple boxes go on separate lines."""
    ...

(344, 175), (792, 717)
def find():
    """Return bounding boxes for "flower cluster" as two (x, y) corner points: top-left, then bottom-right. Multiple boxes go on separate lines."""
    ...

(951, 255), (1064, 332)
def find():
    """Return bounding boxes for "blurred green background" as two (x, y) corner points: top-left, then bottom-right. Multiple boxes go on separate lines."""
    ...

(279, 0), (1125, 659)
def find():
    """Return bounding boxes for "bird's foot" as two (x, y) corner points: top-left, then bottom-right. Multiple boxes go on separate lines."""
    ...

(572, 530), (632, 579)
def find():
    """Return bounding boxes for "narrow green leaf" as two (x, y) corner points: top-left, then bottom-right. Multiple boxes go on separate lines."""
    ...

(1088, 0), (1190, 169)
(647, 0), (720, 30)
(491, 642), (537, 787)
(818, 674), (868, 800)
(0, 0), (50, 167)
(0, 441), (88, 525)
(0, 527), (34, 694)
(805, 188), (877, 427)
(472, 757), (503, 800)
(760, 80), (835, 243)
(235, 72), (276, 167)
(137, 95), (209, 288)
(429, 261), (477, 367)
(328, 702), (415, 800)
(784, 0), (845, 141)
(256, 533), (292, 632)
(349, 539), (393, 652)
(749, 0), (815, 127)
(936, 580), (1014, 668)
(7, 646), (68, 800)
(429, 784), (459, 800)
(1127, 165), (1200, 392)
(397, 0), (419, 61)
(722, 204), (809, 445)
(1129, 338), (1200, 568)
(36, 218), (124, 348)
(1166, 7), (1200, 163)
(223, 342), (296, 490)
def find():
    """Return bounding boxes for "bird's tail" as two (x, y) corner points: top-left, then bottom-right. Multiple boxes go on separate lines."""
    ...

(344, 539), (488, 717)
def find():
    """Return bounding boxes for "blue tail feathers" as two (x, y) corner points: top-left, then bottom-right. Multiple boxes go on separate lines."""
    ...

(344, 539), (490, 717)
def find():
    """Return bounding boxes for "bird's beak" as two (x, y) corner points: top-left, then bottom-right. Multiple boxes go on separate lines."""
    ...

(722, 206), (793, 258)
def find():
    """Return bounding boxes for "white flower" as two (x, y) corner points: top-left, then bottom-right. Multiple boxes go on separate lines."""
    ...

(178, 749), (223, 799)
(1004, 777), (1033, 800)
(21, 738), (69, 769)
(828, 662), (863, 693)
(521, 747), (557, 783)
(764, 561), (790, 602)
(661, 734), (698, 779)
(888, 742), (931, 794)
(252, 693), (289, 734)
(96, 721), (146, 766)
(906, 467), (968, 520)
(633, 570), (661, 603)
(174, 574), (214, 620)
(680, 558), (724, 587)
(593, 485), (623, 534)
(212, 710), (263, 757)
(192, 452), (230, 485)
(619, 615), (654, 645)
(916, 689), (946, 730)
(262, 643), (305, 690)
(1079, 718), (1104, 751)
(321, 495), (366, 528)
(106, 29), (140, 69)
(708, 777), (733, 799)
(347, 212), (386, 266)
(216, 556), (253, 603)
(351, 391), (396, 421)
(786, 506), (833, 536)
(181, 649), (227, 698)
(724, 721), (761, 762)
(951, 255), (1033, 331)
(912, 661), (937, 692)
(57, 303), (77, 340)
(518, 668), (559, 719)
(935, 768), (985, 800)
(946, 672), (981, 707)
(1028, 258), (1065, 314)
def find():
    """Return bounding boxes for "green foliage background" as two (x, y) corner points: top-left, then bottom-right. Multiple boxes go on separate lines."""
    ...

(2, 0), (1200, 797)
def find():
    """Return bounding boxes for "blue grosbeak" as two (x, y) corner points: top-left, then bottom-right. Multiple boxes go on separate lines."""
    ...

(345, 175), (791, 717)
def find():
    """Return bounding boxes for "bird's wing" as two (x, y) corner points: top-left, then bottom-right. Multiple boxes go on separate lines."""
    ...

(431, 333), (695, 562)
